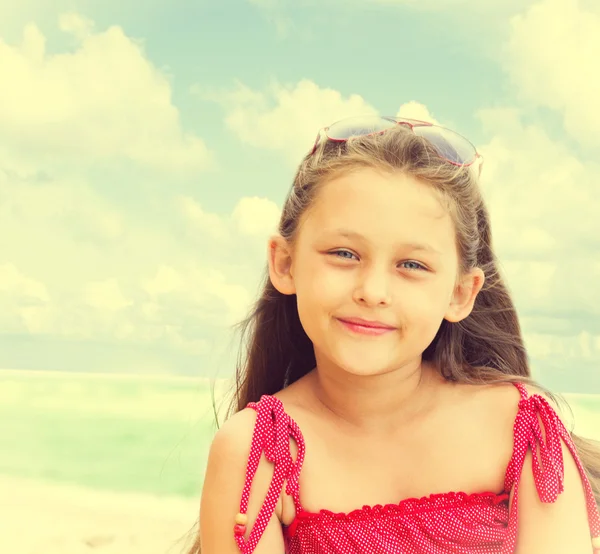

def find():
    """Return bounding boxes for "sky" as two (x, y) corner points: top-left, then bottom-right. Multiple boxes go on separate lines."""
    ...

(0, 0), (599, 393)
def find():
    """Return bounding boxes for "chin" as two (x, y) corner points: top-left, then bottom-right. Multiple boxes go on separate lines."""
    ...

(330, 356), (397, 377)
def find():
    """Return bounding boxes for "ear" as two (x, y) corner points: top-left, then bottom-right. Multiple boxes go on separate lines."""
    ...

(267, 234), (297, 296)
(444, 267), (485, 323)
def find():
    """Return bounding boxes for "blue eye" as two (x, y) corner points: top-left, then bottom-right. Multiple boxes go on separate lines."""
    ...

(330, 250), (357, 260)
(402, 261), (427, 272)
(327, 250), (427, 272)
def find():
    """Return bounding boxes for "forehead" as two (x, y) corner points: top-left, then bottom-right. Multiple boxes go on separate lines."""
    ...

(302, 168), (455, 254)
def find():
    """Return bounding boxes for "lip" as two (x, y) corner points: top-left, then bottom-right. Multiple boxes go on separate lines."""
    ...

(336, 318), (396, 336)
(337, 317), (396, 330)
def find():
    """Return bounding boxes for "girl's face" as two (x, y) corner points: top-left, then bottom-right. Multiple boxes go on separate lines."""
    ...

(284, 167), (464, 378)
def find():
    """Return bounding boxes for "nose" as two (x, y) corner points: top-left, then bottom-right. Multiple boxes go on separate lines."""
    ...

(353, 266), (393, 306)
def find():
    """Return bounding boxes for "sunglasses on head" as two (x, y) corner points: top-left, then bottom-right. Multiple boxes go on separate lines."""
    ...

(310, 115), (483, 175)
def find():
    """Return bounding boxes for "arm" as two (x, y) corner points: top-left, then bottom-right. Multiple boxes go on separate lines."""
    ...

(511, 389), (595, 554)
(199, 408), (286, 554)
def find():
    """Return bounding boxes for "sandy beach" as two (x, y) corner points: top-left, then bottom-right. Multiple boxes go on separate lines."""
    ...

(0, 475), (202, 554)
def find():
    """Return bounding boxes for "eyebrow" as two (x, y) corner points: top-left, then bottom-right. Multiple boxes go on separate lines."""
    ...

(323, 228), (443, 256)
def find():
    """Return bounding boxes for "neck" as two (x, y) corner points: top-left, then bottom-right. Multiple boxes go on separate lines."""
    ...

(307, 360), (445, 436)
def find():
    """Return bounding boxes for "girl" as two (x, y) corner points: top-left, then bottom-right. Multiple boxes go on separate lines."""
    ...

(187, 116), (600, 553)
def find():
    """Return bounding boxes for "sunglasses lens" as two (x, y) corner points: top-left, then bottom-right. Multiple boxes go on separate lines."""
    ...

(322, 116), (477, 166)
(327, 116), (397, 141)
(414, 125), (477, 165)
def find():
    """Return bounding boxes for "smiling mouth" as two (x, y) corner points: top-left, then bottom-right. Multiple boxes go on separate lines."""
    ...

(337, 318), (396, 336)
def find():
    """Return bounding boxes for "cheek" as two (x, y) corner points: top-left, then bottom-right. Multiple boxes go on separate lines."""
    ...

(298, 264), (346, 301)
(294, 293), (327, 348)
(293, 271), (344, 333)
(397, 290), (448, 329)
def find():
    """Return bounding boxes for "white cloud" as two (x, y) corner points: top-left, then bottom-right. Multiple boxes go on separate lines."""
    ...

(0, 175), (126, 245)
(177, 194), (280, 243)
(0, 256), (255, 355)
(474, 107), (600, 321)
(524, 331), (600, 359)
(58, 12), (94, 39)
(0, 14), (213, 176)
(199, 78), (378, 163)
(502, 0), (600, 149)
(0, 13), (250, 358)
(0, 178), (269, 351)
(479, 109), (599, 234)
(83, 278), (133, 312)
(579, 331), (593, 359)
(523, 330), (600, 385)
(0, 263), (49, 302)
(0, 150), (274, 352)
(142, 266), (184, 297)
(203, 80), (464, 164)
(141, 265), (253, 328)
(396, 102), (441, 125)
(177, 197), (230, 241)
(231, 197), (280, 238)
(0, 263), (51, 334)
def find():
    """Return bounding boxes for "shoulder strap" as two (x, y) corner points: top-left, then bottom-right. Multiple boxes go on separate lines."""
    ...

(234, 395), (306, 553)
(502, 382), (600, 553)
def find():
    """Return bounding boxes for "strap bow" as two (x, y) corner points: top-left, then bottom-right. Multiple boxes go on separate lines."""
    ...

(506, 393), (565, 502)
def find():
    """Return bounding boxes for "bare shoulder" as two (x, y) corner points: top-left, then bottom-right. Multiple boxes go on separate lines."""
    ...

(207, 406), (285, 518)
(468, 380), (562, 419)
(454, 380), (566, 466)
(199, 406), (286, 553)
(464, 382), (594, 552)
(462, 380), (540, 430)
(455, 379), (539, 414)
(209, 406), (261, 457)
(448, 381), (524, 468)
(445, 379), (521, 419)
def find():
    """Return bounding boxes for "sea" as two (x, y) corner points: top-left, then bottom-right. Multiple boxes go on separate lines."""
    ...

(1, 369), (598, 500)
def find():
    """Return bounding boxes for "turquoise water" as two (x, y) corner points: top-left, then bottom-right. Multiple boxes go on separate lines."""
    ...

(1, 370), (598, 499)
(0, 370), (226, 499)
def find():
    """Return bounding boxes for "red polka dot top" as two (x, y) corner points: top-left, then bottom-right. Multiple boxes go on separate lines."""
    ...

(233, 381), (600, 553)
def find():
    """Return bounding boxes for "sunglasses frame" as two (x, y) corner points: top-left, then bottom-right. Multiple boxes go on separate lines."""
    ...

(310, 116), (483, 176)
